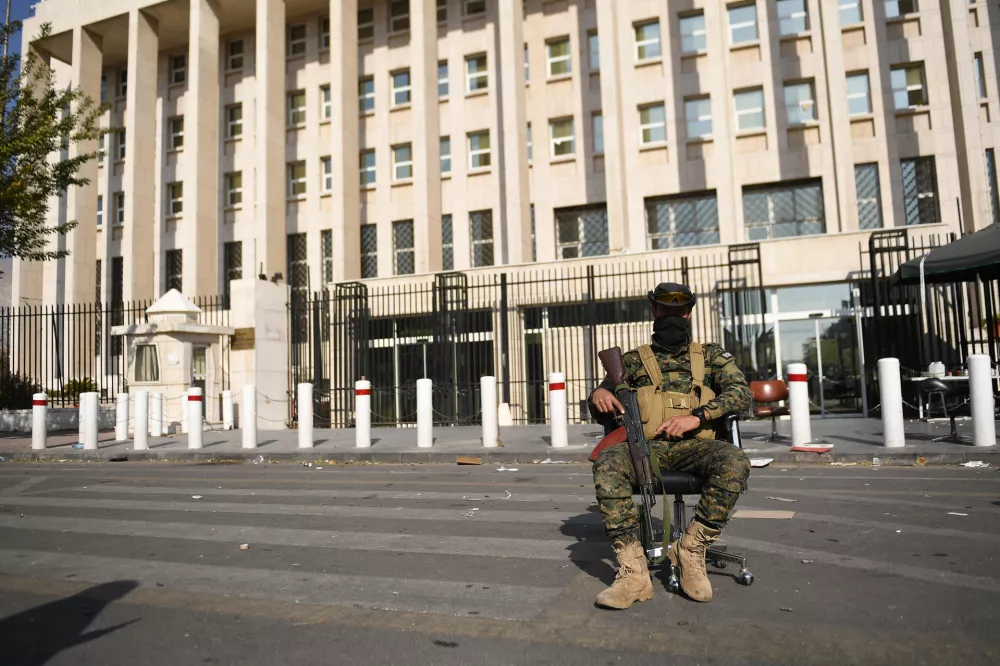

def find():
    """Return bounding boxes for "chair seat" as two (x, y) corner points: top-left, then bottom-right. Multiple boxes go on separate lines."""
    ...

(650, 471), (706, 495)
(754, 405), (789, 418)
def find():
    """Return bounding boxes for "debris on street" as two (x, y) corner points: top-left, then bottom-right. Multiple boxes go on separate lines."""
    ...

(947, 512), (969, 516)
(191, 495), (203, 499)
(766, 496), (798, 503)
(457, 456), (482, 465)
(496, 465), (518, 472)
(239, 543), (250, 550)
(962, 461), (989, 468)
(749, 458), (773, 468)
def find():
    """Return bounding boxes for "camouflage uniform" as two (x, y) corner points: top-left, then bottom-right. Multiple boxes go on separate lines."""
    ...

(591, 342), (751, 544)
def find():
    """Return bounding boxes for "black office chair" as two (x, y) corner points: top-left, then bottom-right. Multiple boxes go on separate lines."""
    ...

(915, 378), (971, 443)
(636, 413), (755, 591)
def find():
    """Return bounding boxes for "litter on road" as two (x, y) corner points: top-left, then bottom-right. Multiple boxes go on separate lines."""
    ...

(496, 465), (519, 472)
(749, 458), (773, 468)
(239, 543), (250, 550)
(191, 495), (203, 499)
(456, 456), (483, 465)
(766, 496), (799, 503)
(947, 512), (969, 516)
(961, 461), (990, 468)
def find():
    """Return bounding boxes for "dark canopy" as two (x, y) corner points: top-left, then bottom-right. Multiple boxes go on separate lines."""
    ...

(895, 224), (1000, 284)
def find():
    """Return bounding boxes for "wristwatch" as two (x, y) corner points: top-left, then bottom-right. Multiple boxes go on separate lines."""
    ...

(691, 407), (709, 424)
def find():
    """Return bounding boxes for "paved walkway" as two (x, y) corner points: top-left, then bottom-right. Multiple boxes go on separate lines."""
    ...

(1, 417), (997, 465)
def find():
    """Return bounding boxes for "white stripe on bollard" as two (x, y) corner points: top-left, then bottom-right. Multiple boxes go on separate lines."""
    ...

(242, 384), (257, 449)
(181, 391), (189, 434)
(81, 392), (99, 450)
(355, 380), (372, 448)
(548, 372), (568, 448)
(968, 355), (997, 447)
(187, 388), (203, 449)
(481, 376), (498, 448)
(31, 393), (47, 450)
(786, 363), (812, 446)
(115, 393), (129, 442)
(222, 390), (234, 430)
(134, 391), (149, 450)
(150, 393), (163, 437)
(298, 383), (314, 449)
(878, 358), (905, 448)
(417, 378), (433, 448)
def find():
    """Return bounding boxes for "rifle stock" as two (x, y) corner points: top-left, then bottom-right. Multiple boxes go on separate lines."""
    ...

(598, 347), (626, 387)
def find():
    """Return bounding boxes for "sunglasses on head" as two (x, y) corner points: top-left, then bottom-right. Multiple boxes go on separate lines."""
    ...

(653, 291), (693, 306)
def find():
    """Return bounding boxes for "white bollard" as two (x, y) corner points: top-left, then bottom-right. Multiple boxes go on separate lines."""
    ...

(134, 391), (149, 451)
(417, 378), (433, 448)
(481, 376), (498, 448)
(222, 390), (234, 430)
(968, 354), (997, 447)
(81, 392), (99, 450)
(115, 393), (129, 441)
(878, 357), (905, 448)
(180, 391), (189, 434)
(187, 387), (203, 449)
(31, 393), (47, 450)
(786, 363), (813, 446)
(298, 383), (314, 449)
(150, 392), (163, 437)
(242, 384), (257, 449)
(549, 372), (568, 448)
(355, 380), (371, 448)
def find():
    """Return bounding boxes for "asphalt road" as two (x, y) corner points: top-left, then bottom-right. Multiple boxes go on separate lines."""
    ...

(0, 461), (997, 665)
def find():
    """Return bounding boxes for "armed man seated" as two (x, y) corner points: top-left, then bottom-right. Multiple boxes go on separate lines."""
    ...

(589, 282), (751, 609)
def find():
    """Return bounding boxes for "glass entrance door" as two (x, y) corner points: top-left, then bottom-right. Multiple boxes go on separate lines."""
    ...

(777, 315), (862, 416)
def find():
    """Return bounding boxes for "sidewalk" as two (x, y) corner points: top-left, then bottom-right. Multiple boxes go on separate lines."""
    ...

(1, 417), (997, 465)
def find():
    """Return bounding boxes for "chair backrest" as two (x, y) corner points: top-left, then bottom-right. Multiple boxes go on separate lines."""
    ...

(750, 379), (788, 403)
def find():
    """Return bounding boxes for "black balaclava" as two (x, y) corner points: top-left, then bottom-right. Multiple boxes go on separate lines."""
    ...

(652, 315), (691, 351)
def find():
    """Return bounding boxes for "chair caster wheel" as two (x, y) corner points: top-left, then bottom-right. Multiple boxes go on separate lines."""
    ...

(711, 561), (728, 570)
(738, 569), (754, 586)
(667, 575), (681, 594)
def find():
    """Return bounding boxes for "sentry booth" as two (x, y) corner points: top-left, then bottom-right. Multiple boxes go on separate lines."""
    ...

(112, 290), (234, 432)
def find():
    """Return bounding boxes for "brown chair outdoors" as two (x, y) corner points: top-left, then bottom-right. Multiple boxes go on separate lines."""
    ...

(750, 380), (790, 441)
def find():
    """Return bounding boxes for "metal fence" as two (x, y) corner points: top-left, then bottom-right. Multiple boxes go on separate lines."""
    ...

(288, 245), (769, 428)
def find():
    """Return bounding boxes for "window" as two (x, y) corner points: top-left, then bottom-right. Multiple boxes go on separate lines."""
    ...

(171, 54), (186, 85)
(526, 123), (533, 162)
(464, 0), (486, 16)
(112, 257), (124, 304)
(987, 149), (1000, 226)
(777, 0), (808, 36)
(728, 3), (759, 45)
(288, 24), (306, 56)
(639, 104), (666, 144)
(588, 31), (599, 71)
(319, 16), (330, 49)
(468, 130), (491, 168)
(392, 69), (411, 105)
(885, 0), (918, 20)
(442, 214), (454, 270)
(390, 0), (410, 32)
(890, 64), (927, 110)
(287, 161), (307, 197)
(360, 149), (376, 186)
(437, 0), (448, 23)
(287, 233), (308, 296)
(135, 345), (160, 383)
(438, 61), (449, 97)
(838, 0), (862, 25)
(167, 182), (183, 216)
(321, 230), (333, 284)
(288, 90), (306, 126)
(227, 40), (244, 71)
(547, 37), (571, 77)
(440, 136), (452, 174)
(224, 241), (242, 304)
(359, 77), (375, 113)
(165, 250), (183, 292)
(634, 21), (661, 61)
(974, 53), (987, 100)
(118, 68), (127, 97)
(169, 116), (184, 150)
(359, 7), (374, 40)
(685, 97), (713, 139)
(784, 80), (816, 125)
(592, 113), (604, 154)
(393, 143), (413, 180)
(530, 204), (536, 262)
(555, 205), (609, 259)
(466, 54), (488, 92)
(361, 224), (378, 278)
(115, 192), (125, 225)
(227, 104), (243, 138)
(100, 73), (107, 103)
(854, 164), (883, 230)
(734, 88), (765, 131)
(226, 171), (243, 207)
(549, 118), (575, 156)
(321, 156), (332, 193)
(97, 195), (103, 227)
(900, 156), (940, 225)
(646, 191), (720, 249)
(846, 72), (871, 116)
(680, 13), (707, 54)
(743, 179), (825, 240)
(524, 44), (530, 82)
(321, 85), (332, 120)
(393, 220), (415, 275)
(117, 129), (126, 161)
(470, 209), (494, 267)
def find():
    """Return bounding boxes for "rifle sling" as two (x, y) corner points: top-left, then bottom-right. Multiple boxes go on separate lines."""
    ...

(650, 454), (670, 565)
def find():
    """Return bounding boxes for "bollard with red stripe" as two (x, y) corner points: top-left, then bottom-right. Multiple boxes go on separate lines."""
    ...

(32, 393), (48, 450)
(187, 387), (203, 449)
(549, 372), (568, 448)
(786, 363), (812, 446)
(355, 380), (371, 448)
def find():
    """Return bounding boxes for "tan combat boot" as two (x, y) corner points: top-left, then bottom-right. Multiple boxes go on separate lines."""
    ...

(667, 520), (721, 602)
(595, 540), (654, 609)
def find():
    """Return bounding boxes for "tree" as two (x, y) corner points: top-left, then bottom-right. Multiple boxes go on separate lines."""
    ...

(0, 20), (108, 261)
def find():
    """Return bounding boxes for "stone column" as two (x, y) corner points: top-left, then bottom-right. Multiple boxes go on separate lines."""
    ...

(817, 0), (852, 233)
(329, 0), (360, 281)
(255, 0), (286, 280)
(411, 0), (442, 273)
(186, 0), (220, 296)
(594, 0), (630, 253)
(497, 0), (531, 264)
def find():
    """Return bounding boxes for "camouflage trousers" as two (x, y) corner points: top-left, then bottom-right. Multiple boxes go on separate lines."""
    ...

(593, 439), (750, 544)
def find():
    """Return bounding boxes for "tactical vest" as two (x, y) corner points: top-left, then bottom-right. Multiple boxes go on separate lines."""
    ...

(635, 342), (716, 441)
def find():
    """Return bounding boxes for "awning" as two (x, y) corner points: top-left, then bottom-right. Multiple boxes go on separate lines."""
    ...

(894, 224), (1000, 284)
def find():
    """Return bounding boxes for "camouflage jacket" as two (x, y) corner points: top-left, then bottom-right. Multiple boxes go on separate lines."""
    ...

(594, 342), (751, 427)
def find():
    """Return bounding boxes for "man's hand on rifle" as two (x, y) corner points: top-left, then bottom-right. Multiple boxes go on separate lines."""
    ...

(655, 415), (702, 440)
(591, 388), (624, 414)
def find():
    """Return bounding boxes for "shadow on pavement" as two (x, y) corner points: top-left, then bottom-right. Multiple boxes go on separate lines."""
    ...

(0, 580), (140, 666)
(560, 507), (617, 586)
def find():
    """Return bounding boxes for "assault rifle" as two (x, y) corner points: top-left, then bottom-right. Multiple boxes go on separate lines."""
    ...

(598, 346), (661, 561)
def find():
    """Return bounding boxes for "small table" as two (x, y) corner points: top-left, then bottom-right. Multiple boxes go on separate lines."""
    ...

(908, 375), (1000, 419)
